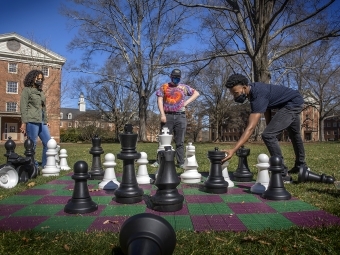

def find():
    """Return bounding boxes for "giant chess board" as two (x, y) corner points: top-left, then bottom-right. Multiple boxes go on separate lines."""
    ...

(1, 173), (340, 232)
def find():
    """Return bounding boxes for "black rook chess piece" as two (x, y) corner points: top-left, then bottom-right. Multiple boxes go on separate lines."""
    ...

(118, 213), (176, 255)
(64, 161), (98, 214)
(24, 137), (39, 178)
(261, 156), (291, 200)
(88, 135), (105, 180)
(202, 147), (228, 194)
(233, 146), (253, 182)
(113, 124), (143, 204)
(298, 166), (335, 184)
(151, 146), (184, 212)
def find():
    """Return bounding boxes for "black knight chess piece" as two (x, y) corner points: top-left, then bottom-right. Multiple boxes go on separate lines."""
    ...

(298, 166), (335, 184)
(202, 147), (228, 194)
(261, 156), (291, 200)
(64, 161), (98, 214)
(151, 146), (184, 212)
(113, 124), (144, 204)
(233, 146), (253, 182)
(88, 135), (105, 180)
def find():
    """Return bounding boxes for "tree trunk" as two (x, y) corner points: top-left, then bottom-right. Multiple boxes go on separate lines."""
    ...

(138, 95), (148, 141)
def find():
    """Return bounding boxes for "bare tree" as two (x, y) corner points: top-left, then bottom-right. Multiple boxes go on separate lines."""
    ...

(61, 0), (194, 141)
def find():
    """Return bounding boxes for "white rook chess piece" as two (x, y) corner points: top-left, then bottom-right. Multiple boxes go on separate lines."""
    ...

(180, 142), (201, 183)
(250, 153), (270, 194)
(98, 153), (120, 190)
(41, 138), (60, 176)
(136, 152), (152, 184)
(59, 149), (71, 171)
(222, 160), (234, 187)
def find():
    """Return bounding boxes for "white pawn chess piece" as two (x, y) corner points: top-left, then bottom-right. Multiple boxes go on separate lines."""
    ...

(136, 152), (152, 184)
(98, 153), (120, 190)
(250, 153), (270, 194)
(59, 149), (71, 171)
(41, 138), (60, 176)
(222, 160), (234, 187)
(180, 142), (201, 183)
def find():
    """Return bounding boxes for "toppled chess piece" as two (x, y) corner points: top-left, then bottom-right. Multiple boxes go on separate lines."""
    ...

(0, 165), (19, 189)
(180, 142), (201, 183)
(298, 166), (335, 184)
(250, 153), (270, 194)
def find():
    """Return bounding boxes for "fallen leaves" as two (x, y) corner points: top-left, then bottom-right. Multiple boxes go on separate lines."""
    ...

(27, 182), (36, 187)
(103, 220), (119, 225)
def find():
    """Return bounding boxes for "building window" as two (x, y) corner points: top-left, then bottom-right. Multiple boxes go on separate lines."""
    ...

(326, 122), (331, 127)
(67, 113), (72, 119)
(6, 81), (18, 94)
(8, 63), (17, 73)
(333, 122), (337, 127)
(60, 122), (63, 127)
(6, 102), (17, 112)
(68, 122), (72, 127)
(60, 113), (63, 119)
(42, 66), (49, 77)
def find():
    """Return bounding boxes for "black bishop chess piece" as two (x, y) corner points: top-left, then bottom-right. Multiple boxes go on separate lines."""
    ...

(88, 135), (105, 180)
(201, 147), (228, 194)
(113, 124), (144, 204)
(261, 156), (291, 200)
(24, 137), (39, 178)
(233, 146), (253, 182)
(150, 146), (184, 212)
(118, 213), (176, 255)
(64, 161), (98, 214)
(298, 166), (335, 184)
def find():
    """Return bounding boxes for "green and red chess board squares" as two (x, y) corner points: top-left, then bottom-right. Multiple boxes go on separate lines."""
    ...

(1, 173), (340, 232)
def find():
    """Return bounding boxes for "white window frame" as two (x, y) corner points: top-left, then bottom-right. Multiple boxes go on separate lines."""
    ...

(67, 113), (72, 119)
(6, 81), (18, 94)
(42, 66), (49, 77)
(8, 63), (17, 73)
(68, 122), (72, 127)
(6, 102), (17, 112)
(60, 112), (63, 119)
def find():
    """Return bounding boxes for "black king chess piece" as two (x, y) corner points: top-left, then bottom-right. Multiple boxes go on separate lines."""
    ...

(261, 156), (291, 200)
(113, 124), (144, 204)
(88, 134), (105, 180)
(233, 145), (253, 182)
(202, 147), (228, 194)
(64, 161), (98, 214)
(151, 146), (184, 212)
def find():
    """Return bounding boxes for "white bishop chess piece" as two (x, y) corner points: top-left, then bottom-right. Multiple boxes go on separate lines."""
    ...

(41, 138), (60, 176)
(222, 160), (234, 187)
(250, 153), (270, 194)
(180, 142), (201, 183)
(136, 152), (152, 184)
(98, 153), (120, 190)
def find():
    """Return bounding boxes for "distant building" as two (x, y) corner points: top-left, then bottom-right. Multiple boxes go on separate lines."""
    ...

(0, 32), (65, 142)
(324, 116), (340, 141)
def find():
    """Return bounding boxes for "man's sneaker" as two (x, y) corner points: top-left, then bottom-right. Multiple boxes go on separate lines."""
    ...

(151, 162), (159, 168)
(288, 165), (310, 174)
(282, 174), (293, 184)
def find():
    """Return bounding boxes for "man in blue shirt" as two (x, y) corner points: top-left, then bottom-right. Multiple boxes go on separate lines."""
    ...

(222, 73), (310, 182)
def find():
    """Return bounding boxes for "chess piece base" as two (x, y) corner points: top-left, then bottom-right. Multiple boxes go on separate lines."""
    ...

(136, 176), (152, 184)
(151, 189), (184, 212)
(115, 196), (143, 204)
(261, 188), (291, 200)
(180, 170), (201, 183)
(64, 197), (98, 214)
(250, 183), (266, 194)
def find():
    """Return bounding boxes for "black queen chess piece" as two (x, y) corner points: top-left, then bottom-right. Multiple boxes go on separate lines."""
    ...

(261, 156), (291, 200)
(88, 135), (105, 180)
(233, 145), (253, 182)
(298, 166), (335, 184)
(151, 146), (184, 212)
(202, 147), (228, 194)
(113, 124), (144, 204)
(64, 161), (98, 214)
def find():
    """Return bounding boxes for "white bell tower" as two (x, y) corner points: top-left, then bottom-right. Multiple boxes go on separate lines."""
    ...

(78, 92), (86, 112)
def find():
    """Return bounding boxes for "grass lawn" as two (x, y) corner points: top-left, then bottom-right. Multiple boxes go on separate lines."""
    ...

(0, 141), (340, 254)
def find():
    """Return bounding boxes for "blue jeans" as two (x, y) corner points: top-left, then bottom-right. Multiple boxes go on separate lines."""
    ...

(26, 123), (51, 167)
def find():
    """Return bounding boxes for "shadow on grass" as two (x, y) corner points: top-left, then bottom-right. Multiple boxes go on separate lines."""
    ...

(112, 246), (124, 255)
(307, 187), (340, 198)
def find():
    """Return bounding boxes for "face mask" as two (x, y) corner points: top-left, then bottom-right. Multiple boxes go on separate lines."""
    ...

(234, 93), (247, 103)
(35, 80), (42, 88)
(171, 77), (180, 85)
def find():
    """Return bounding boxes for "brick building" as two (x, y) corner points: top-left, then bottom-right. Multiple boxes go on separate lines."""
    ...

(324, 116), (340, 141)
(0, 32), (66, 142)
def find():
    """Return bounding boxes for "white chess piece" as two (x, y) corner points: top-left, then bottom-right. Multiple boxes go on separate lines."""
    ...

(136, 152), (152, 184)
(59, 149), (71, 170)
(41, 138), (60, 176)
(98, 153), (120, 190)
(250, 153), (270, 194)
(155, 127), (174, 179)
(222, 160), (234, 187)
(55, 144), (61, 170)
(180, 142), (201, 183)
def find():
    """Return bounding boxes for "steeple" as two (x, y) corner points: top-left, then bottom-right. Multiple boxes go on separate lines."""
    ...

(78, 93), (86, 112)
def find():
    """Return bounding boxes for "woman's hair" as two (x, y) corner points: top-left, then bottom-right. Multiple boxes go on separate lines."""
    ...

(225, 73), (249, 88)
(23, 70), (45, 87)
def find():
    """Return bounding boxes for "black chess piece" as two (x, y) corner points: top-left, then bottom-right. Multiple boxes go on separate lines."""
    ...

(64, 161), (98, 214)
(151, 146), (184, 212)
(261, 156), (291, 200)
(202, 147), (228, 194)
(24, 137), (39, 178)
(298, 166), (335, 184)
(233, 146), (253, 182)
(113, 124), (143, 204)
(88, 135), (105, 180)
(118, 213), (176, 255)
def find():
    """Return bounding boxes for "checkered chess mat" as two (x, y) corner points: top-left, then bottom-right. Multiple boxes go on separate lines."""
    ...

(1, 173), (340, 232)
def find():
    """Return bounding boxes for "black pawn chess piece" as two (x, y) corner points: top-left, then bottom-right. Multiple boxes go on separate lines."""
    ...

(64, 161), (98, 214)
(202, 147), (228, 194)
(261, 156), (291, 200)
(118, 213), (176, 255)
(24, 137), (39, 178)
(298, 166), (335, 184)
(88, 135), (105, 180)
(113, 124), (143, 204)
(233, 146), (253, 182)
(151, 146), (184, 212)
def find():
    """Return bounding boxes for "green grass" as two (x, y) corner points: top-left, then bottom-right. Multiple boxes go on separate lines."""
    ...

(1, 141), (340, 254)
